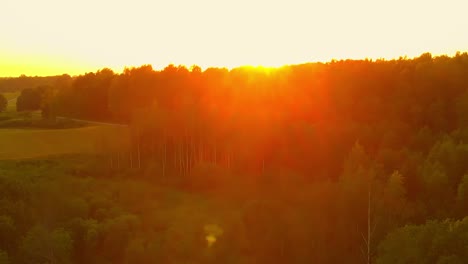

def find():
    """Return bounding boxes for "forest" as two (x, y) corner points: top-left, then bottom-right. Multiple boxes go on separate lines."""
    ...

(1, 52), (468, 263)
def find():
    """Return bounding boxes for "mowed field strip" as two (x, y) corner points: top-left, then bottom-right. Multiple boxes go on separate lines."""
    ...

(2, 91), (20, 112)
(0, 125), (129, 160)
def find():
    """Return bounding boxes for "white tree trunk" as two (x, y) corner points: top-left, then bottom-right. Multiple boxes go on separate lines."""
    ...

(214, 143), (217, 164)
(130, 149), (133, 169)
(163, 139), (166, 178)
(137, 140), (141, 169)
(361, 184), (372, 264)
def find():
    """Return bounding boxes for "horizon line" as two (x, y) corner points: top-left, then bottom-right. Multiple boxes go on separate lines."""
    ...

(1, 51), (467, 78)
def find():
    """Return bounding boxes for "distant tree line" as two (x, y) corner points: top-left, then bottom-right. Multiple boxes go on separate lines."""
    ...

(0, 75), (70, 93)
(45, 53), (468, 179)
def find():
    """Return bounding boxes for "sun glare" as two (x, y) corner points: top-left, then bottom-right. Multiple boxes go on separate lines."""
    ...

(1, 0), (467, 76)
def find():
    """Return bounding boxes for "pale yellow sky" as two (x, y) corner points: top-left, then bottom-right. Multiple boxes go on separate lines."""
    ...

(1, 0), (467, 76)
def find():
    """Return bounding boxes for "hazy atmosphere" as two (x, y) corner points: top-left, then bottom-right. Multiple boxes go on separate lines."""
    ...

(0, 1), (467, 264)
(2, 0), (468, 76)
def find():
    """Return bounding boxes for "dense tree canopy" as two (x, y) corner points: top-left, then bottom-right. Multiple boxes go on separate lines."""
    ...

(1, 53), (468, 263)
(377, 217), (468, 264)
(47, 53), (468, 180)
(16, 87), (43, 112)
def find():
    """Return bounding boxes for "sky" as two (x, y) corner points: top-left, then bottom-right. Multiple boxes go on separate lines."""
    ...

(1, 0), (467, 76)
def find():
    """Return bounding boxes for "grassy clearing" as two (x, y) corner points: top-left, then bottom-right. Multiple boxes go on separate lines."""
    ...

(2, 91), (20, 100)
(2, 91), (20, 112)
(0, 125), (129, 160)
(0, 115), (87, 129)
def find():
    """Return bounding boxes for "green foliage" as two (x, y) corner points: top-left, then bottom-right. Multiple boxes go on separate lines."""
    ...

(16, 87), (43, 112)
(0, 146), (465, 263)
(67, 218), (99, 263)
(1, 54), (468, 262)
(380, 170), (409, 225)
(0, 250), (9, 264)
(455, 90), (468, 128)
(187, 163), (231, 192)
(19, 225), (73, 264)
(339, 141), (376, 204)
(385, 170), (405, 200)
(123, 238), (148, 264)
(436, 255), (464, 264)
(99, 214), (140, 262)
(376, 217), (468, 264)
(0, 215), (16, 252)
(425, 136), (468, 189)
(0, 94), (7, 112)
(457, 174), (468, 215)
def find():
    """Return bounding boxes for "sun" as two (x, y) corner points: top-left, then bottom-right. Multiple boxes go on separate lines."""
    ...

(1, 0), (468, 76)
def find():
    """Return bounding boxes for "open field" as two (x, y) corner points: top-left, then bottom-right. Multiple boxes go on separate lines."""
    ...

(2, 91), (20, 100)
(0, 125), (129, 160)
(2, 91), (20, 112)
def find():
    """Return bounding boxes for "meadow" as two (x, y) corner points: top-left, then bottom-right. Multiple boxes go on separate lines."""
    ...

(0, 125), (129, 160)
(1, 90), (128, 160)
(2, 91), (20, 100)
(2, 91), (20, 112)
